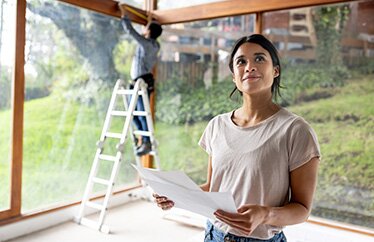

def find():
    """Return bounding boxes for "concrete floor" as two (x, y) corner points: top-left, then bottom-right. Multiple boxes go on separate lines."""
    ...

(6, 200), (373, 242)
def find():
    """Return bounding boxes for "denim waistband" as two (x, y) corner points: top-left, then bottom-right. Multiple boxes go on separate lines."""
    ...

(205, 220), (287, 242)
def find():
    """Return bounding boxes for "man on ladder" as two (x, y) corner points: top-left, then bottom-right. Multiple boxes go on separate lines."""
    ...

(119, 4), (163, 156)
(75, 5), (163, 233)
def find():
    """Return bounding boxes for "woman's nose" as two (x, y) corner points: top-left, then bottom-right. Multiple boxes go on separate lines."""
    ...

(245, 62), (256, 72)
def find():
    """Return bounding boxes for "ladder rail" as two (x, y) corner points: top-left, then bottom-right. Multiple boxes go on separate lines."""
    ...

(99, 80), (124, 141)
(95, 80), (141, 228)
(77, 80), (124, 223)
(138, 79), (161, 170)
(121, 85), (143, 168)
(76, 78), (161, 233)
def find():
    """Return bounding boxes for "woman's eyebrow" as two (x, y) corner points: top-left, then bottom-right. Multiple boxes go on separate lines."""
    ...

(254, 52), (267, 56)
(235, 55), (245, 60)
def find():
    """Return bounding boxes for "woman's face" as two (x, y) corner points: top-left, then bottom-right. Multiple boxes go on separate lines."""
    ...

(232, 42), (279, 96)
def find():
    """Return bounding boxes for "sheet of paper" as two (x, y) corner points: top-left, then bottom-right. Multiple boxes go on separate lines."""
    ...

(132, 164), (237, 220)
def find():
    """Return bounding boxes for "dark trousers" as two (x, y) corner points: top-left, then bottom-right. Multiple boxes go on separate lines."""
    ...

(129, 73), (154, 143)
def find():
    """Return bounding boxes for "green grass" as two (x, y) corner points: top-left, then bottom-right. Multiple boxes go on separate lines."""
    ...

(0, 95), (137, 211)
(0, 75), (372, 225)
(289, 75), (374, 190)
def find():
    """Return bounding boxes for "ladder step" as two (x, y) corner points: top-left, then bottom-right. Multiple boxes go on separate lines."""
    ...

(92, 177), (111, 186)
(133, 130), (152, 136)
(105, 132), (122, 139)
(86, 201), (104, 210)
(98, 154), (117, 162)
(111, 110), (148, 116)
(133, 111), (148, 116)
(111, 110), (129, 116)
(117, 89), (145, 95)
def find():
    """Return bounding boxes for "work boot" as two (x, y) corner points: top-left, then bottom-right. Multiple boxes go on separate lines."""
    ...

(136, 141), (152, 156)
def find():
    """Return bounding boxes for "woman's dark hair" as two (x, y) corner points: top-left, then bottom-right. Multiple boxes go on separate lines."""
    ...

(149, 22), (163, 39)
(229, 34), (282, 101)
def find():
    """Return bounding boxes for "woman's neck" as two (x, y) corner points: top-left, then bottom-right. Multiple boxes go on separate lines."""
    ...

(232, 94), (280, 127)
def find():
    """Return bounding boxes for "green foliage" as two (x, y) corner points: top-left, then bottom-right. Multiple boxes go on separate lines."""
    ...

(156, 61), (351, 124)
(280, 61), (350, 105)
(113, 40), (135, 82)
(0, 67), (11, 110)
(351, 57), (374, 75)
(313, 4), (350, 66)
(156, 77), (240, 124)
(48, 32), (90, 98)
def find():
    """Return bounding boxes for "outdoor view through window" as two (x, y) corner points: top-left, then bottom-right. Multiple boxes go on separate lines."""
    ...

(0, 0), (372, 229)
(155, 1), (373, 228)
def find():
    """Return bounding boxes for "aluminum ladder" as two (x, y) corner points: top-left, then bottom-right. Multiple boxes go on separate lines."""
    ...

(75, 78), (160, 233)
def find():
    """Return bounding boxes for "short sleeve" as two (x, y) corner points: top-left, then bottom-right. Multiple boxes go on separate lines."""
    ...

(288, 118), (321, 171)
(198, 119), (214, 155)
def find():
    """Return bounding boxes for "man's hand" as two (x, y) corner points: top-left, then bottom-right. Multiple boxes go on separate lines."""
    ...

(214, 204), (269, 236)
(118, 4), (127, 18)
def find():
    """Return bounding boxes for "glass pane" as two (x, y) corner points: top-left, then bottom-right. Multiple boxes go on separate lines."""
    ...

(155, 14), (255, 182)
(23, 0), (138, 212)
(262, 0), (373, 228)
(0, 0), (15, 211)
(158, 0), (227, 10)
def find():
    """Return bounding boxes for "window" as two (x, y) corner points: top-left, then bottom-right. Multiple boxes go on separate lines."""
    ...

(155, 0), (373, 229)
(262, 1), (374, 228)
(0, 0), (15, 212)
(22, 0), (138, 212)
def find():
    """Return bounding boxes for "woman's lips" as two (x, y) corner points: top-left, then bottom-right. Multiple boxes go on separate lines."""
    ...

(242, 76), (261, 81)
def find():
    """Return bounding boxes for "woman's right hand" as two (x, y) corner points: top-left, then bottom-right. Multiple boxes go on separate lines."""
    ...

(153, 193), (174, 210)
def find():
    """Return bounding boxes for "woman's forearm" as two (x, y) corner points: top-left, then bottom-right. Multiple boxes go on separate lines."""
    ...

(263, 202), (310, 226)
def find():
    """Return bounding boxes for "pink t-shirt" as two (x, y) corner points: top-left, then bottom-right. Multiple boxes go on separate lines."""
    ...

(198, 107), (320, 239)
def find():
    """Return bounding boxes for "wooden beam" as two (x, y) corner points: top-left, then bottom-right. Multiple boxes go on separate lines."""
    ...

(10, 0), (27, 217)
(154, 0), (357, 25)
(57, 0), (148, 25)
(255, 12), (263, 34)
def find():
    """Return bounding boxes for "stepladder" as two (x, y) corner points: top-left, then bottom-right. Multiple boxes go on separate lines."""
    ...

(75, 78), (161, 233)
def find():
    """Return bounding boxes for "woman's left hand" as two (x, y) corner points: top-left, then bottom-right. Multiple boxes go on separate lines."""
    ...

(214, 204), (269, 235)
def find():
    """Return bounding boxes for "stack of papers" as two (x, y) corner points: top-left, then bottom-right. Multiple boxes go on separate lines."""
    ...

(132, 164), (237, 220)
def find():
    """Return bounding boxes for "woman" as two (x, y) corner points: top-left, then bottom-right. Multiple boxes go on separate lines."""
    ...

(155, 34), (320, 242)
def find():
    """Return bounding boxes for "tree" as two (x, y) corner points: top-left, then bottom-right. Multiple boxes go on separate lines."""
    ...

(27, 0), (124, 84)
(313, 5), (350, 66)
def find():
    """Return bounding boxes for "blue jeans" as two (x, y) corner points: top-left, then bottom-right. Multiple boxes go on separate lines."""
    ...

(204, 221), (287, 242)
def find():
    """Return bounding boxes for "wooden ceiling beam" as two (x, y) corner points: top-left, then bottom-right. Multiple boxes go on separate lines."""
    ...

(56, 0), (357, 25)
(153, 0), (357, 25)
(57, 0), (148, 25)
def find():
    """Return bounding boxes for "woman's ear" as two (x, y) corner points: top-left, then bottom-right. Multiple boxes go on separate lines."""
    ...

(273, 65), (280, 78)
(231, 73), (236, 83)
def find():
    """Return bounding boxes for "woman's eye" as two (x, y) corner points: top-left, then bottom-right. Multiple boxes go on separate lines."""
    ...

(236, 59), (246, 65)
(255, 56), (265, 62)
